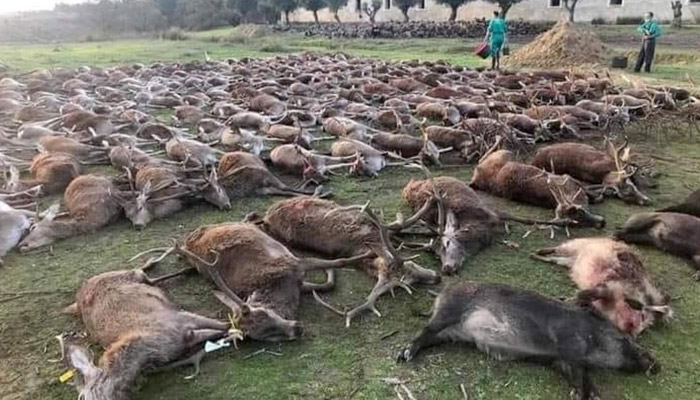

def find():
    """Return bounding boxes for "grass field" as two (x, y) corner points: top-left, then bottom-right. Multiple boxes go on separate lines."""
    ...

(1, 26), (700, 400)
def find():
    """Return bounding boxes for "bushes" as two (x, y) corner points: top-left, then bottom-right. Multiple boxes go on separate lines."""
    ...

(616, 16), (643, 25)
(161, 27), (188, 40)
(591, 17), (607, 25)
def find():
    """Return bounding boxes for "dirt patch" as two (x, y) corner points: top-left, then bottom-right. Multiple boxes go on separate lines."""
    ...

(505, 20), (613, 68)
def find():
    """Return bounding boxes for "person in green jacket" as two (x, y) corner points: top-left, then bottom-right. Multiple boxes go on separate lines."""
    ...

(634, 11), (662, 73)
(484, 11), (507, 70)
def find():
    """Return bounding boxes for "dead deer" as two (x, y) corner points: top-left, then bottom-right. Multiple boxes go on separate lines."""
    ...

(322, 117), (375, 142)
(21, 153), (81, 194)
(58, 268), (232, 400)
(255, 196), (440, 326)
(0, 202), (32, 266)
(415, 102), (461, 125)
(18, 175), (123, 251)
(165, 137), (224, 169)
(615, 212), (700, 279)
(470, 150), (605, 228)
(130, 222), (371, 341)
(217, 152), (321, 198)
(220, 125), (264, 156)
(39, 136), (108, 163)
(532, 139), (652, 205)
(532, 238), (671, 337)
(331, 138), (408, 177)
(269, 144), (357, 182)
(370, 131), (447, 166)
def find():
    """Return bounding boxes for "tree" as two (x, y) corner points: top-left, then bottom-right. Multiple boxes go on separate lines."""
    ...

(361, 0), (381, 24)
(562, 0), (579, 22)
(393, 0), (418, 22)
(325, 0), (347, 23)
(434, 0), (471, 22)
(485, 0), (523, 19)
(302, 0), (326, 24)
(154, 0), (180, 25)
(268, 0), (299, 24)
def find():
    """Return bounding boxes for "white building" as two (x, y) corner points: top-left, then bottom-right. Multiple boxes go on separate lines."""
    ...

(289, 0), (700, 23)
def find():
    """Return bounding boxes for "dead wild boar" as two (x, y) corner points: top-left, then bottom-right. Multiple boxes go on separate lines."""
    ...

(658, 189), (700, 218)
(615, 212), (700, 279)
(398, 282), (659, 399)
(532, 237), (671, 337)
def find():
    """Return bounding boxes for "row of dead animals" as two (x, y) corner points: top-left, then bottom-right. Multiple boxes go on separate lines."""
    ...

(0, 134), (655, 263)
(53, 175), (700, 400)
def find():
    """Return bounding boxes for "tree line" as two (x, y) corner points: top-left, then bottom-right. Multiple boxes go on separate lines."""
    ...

(51, 0), (531, 33)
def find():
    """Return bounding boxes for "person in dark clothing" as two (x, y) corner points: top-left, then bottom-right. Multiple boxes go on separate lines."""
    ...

(634, 12), (662, 73)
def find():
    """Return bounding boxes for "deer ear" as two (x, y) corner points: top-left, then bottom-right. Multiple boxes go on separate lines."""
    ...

(41, 203), (60, 222)
(213, 291), (250, 315)
(65, 343), (99, 381)
(62, 303), (79, 315)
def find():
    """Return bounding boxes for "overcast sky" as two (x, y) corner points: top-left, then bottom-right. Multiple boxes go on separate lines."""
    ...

(0, 1), (85, 14)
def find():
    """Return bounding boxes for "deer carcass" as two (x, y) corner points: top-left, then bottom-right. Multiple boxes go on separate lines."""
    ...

(532, 238), (671, 337)
(269, 144), (357, 181)
(470, 150), (605, 228)
(532, 140), (652, 205)
(256, 196), (440, 326)
(217, 152), (319, 198)
(0, 202), (32, 266)
(397, 282), (658, 399)
(58, 269), (231, 400)
(130, 222), (370, 341)
(18, 175), (122, 251)
(165, 137), (224, 169)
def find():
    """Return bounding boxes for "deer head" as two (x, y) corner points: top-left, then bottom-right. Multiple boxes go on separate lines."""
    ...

(603, 138), (652, 206)
(58, 337), (126, 400)
(548, 177), (606, 229)
(199, 167), (231, 210)
(18, 203), (72, 252)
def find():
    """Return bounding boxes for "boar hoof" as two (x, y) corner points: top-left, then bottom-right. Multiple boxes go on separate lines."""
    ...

(569, 388), (600, 400)
(396, 348), (413, 363)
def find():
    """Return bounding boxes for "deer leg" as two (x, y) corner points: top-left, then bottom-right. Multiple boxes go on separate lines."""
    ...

(187, 329), (228, 347)
(402, 261), (440, 285)
(180, 312), (230, 331)
(530, 252), (572, 268)
(301, 269), (336, 293)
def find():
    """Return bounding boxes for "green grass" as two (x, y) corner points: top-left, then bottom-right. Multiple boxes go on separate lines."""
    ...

(1, 28), (700, 400)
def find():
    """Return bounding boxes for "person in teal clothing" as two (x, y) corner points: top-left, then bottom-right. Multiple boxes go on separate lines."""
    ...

(634, 11), (662, 73)
(484, 11), (507, 70)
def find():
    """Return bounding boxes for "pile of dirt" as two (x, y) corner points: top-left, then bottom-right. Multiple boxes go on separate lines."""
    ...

(506, 20), (610, 68)
(231, 24), (272, 39)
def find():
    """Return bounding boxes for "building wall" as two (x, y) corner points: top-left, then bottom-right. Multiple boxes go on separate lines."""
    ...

(289, 0), (700, 23)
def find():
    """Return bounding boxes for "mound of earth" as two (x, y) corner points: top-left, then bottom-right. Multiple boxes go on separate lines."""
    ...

(231, 24), (272, 39)
(506, 20), (610, 68)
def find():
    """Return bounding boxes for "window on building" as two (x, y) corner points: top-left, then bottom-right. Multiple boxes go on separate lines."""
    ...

(609, 0), (622, 6)
(690, 0), (700, 3)
(356, 0), (362, 11)
(418, 0), (426, 9)
(385, 0), (391, 9)
(549, 0), (561, 7)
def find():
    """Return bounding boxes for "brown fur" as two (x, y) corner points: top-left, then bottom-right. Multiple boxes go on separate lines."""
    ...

(472, 150), (586, 209)
(532, 143), (616, 184)
(23, 152), (81, 194)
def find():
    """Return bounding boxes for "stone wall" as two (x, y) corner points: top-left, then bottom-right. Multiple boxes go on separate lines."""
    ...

(288, 0), (700, 23)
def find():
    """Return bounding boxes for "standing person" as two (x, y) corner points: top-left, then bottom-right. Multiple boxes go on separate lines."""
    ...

(634, 12), (662, 73)
(484, 11), (507, 70)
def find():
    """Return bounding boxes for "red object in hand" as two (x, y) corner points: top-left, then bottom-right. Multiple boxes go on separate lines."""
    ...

(475, 42), (491, 59)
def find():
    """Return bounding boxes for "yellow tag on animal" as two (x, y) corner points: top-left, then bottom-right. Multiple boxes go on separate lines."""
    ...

(59, 369), (75, 383)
